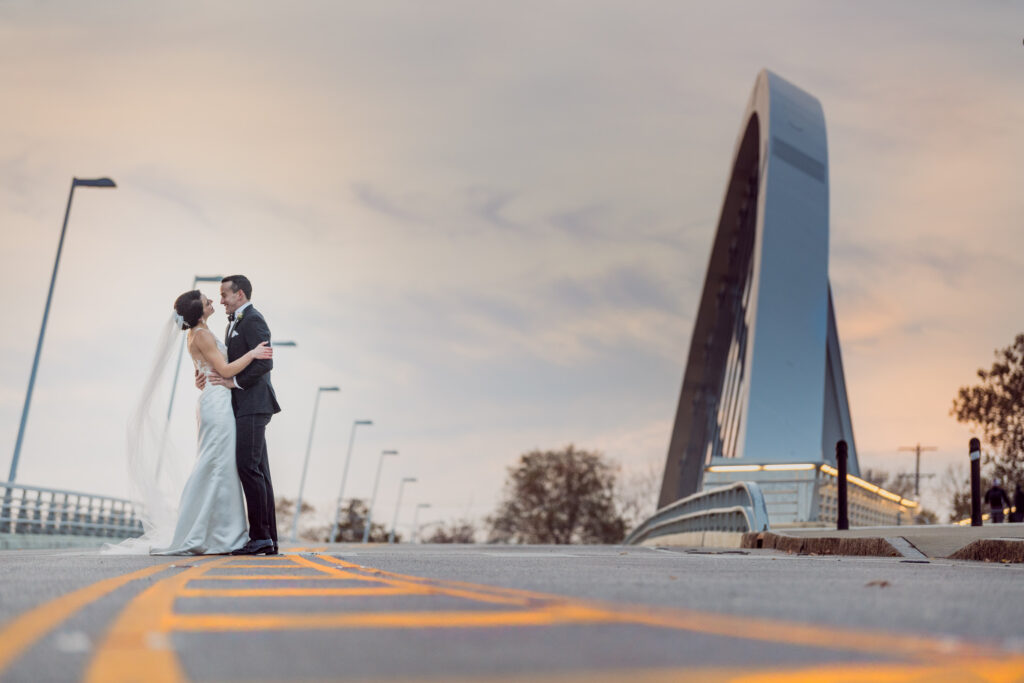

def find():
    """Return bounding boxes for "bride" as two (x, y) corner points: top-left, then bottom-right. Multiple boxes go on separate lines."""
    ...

(111, 289), (273, 555)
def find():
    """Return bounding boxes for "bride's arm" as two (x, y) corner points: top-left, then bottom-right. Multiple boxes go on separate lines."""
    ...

(192, 329), (272, 379)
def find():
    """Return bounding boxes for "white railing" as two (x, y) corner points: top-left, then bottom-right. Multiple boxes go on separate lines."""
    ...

(0, 482), (144, 538)
(701, 463), (917, 527)
(624, 482), (770, 545)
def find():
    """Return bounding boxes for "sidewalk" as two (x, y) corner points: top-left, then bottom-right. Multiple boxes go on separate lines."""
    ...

(742, 523), (1024, 561)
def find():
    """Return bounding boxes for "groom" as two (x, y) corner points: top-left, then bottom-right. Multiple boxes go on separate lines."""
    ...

(203, 275), (282, 555)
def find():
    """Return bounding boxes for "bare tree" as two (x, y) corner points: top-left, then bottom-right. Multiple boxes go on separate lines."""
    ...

(422, 520), (477, 543)
(938, 463), (972, 524)
(617, 460), (662, 532)
(861, 469), (938, 524)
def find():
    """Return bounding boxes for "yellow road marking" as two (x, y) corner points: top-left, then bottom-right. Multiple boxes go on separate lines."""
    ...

(190, 574), (342, 580)
(287, 659), (1024, 683)
(0, 562), (171, 675)
(84, 557), (228, 683)
(313, 555), (999, 664)
(303, 555), (534, 606)
(178, 586), (431, 598)
(165, 603), (612, 632)
(319, 555), (556, 603)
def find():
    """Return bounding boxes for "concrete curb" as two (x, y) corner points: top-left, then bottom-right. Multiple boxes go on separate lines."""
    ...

(947, 539), (1024, 563)
(742, 531), (1024, 562)
(741, 532), (901, 558)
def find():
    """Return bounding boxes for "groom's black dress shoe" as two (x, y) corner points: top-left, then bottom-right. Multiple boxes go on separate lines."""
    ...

(230, 539), (275, 555)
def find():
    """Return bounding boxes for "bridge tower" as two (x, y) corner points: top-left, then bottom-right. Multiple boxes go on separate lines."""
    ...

(659, 70), (859, 507)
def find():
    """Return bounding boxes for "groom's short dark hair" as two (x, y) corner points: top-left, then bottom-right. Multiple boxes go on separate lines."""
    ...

(222, 275), (252, 300)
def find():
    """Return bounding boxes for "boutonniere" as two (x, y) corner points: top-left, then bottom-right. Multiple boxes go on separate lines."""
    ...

(235, 310), (245, 322)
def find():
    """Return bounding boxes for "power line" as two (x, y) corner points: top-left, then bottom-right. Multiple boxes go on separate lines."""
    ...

(897, 444), (937, 497)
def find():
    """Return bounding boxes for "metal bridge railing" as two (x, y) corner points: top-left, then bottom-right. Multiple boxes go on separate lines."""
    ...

(0, 481), (144, 538)
(624, 482), (770, 545)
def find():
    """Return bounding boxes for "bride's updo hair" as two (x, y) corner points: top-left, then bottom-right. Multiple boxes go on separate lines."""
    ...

(174, 290), (204, 330)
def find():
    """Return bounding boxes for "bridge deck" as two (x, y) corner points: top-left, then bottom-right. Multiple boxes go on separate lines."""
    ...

(0, 545), (1021, 681)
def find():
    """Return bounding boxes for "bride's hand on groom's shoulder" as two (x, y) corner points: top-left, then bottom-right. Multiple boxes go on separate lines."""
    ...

(248, 341), (273, 360)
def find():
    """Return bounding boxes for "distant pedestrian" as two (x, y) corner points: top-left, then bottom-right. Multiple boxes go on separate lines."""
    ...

(984, 479), (1011, 523)
(1012, 482), (1024, 523)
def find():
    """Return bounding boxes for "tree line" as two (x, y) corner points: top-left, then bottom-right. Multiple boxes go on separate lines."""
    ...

(278, 443), (657, 544)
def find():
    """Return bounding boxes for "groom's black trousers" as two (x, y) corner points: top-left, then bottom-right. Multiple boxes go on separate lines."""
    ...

(235, 413), (278, 544)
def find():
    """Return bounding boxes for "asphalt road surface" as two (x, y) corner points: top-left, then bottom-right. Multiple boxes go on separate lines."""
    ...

(1, 544), (1023, 682)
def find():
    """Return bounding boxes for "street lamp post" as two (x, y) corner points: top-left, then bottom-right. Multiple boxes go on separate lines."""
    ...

(362, 450), (398, 543)
(329, 419), (373, 543)
(389, 477), (417, 544)
(289, 386), (340, 543)
(412, 503), (431, 543)
(9, 177), (116, 482)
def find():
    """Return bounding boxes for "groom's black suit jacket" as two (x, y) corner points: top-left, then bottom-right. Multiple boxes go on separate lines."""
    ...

(225, 305), (281, 417)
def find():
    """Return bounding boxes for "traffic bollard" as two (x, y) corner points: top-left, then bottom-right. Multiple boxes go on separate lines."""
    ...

(837, 440), (849, 531)
(970, 437), (982, 527)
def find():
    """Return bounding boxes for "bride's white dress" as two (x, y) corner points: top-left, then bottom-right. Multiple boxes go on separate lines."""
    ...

(151, 336), (248, 555)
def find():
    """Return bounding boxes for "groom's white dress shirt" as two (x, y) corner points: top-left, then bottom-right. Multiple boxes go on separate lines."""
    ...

(227, 301), (253, 390)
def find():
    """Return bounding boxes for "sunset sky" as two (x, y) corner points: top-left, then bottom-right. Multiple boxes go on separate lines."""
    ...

(1, 1), (1022, 531)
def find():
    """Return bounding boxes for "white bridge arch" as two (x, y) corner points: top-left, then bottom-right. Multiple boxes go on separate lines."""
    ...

(659, 70), (859, 507)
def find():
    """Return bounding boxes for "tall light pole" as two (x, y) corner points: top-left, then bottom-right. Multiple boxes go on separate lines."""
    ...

(389, 477), (417, 544)
(329, 419), (373, 543)
(363, 450), (397, 543)
(290, 386), (340, 542)
(412, 503), (431, 543)
(9, 177), (116, 482)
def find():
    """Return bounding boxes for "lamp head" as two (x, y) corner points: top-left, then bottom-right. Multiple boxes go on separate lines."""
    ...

(382, 449), (398, 456)
(355, 420), (373, 426)
(73, 177), (116, 188)
(272, 341), (297, 347)
(403, 477), (417, 483)
(320, 386), (340, 392)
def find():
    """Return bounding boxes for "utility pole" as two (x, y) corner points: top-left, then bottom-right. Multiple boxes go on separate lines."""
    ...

(897, 443), (938, 497)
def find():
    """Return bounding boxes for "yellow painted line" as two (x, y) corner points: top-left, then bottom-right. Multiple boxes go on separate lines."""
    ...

(178, 586), (430, 598)
(727, 657), (1024, 682)
(190, 574), (341, 581)
(313, 555), (999, 664)
(293, 658), (1024, 683)
(165, 603), (611, 632)
(0, 561), (172, 676)
(287, 554), (412, 588)
(85, 557), (228, 683)
(307, 555), (533, 606)
(319, 555), (554, 603)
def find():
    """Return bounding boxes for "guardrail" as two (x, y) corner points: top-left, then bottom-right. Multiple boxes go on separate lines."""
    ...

(701, 463), (917, 527)
(624, 482), (769, 545)
(0, 481), (144, 538)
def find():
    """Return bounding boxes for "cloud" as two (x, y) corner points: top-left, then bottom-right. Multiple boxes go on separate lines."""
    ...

(0, 1), (1021, 530)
